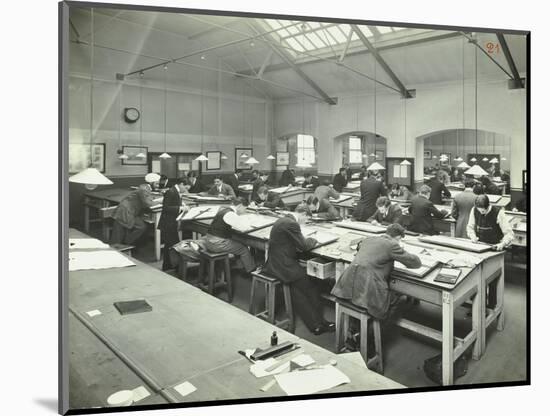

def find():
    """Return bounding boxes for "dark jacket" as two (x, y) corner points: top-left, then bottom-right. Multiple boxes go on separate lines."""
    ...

(251, 178), (265, 201)
(353, 176), (387, 221)
(408, 195), (448, 235)
(188, 178), (206, 194)
(302, 176), (320, 190)
(264, 216), (317, 283)
(207, 183), (236, 198)
(252, 193), (286, 209)
(112, 184), (155, 229)
(157, 186), (182, 231)
(367, 203), (403, 225)
(225, 174), (240, 195)
(279, 170), (296, 186)
(314, 185), (340, 201)
(331, 234), (421, 320)
(315, 199), (341, 220)
(429, 180), (451, 205)
(332, 173), (348, 192)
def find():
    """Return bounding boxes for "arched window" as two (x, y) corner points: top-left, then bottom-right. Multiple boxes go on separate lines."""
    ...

(297, 134), (316, 164)
(349, 135), (363, 164)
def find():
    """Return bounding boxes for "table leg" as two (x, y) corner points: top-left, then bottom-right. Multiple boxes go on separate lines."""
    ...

(450, 222), (455, 238)
(84, 197), (90, 233)
(441, 291), (454, 386)
(496, 257), (505, 331)
(479, 263), (487, 355)
(154, 213), (161, 261)
(471, 287), (482, 360)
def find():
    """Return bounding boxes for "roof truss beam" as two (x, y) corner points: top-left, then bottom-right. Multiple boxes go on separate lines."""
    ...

(496, 33), (525, 89)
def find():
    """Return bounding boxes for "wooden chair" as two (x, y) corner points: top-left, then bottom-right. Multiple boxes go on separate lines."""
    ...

(335, 298), (383, 373)
(176, 252), (201, 282)
(198, 250), (234, 302)
(249, 270), (294, 333)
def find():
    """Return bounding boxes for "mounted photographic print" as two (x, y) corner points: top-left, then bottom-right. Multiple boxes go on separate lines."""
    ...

(235, 147), (253, 170)
(59, 2), (530, 415)
(121, 146), (148, 165)
(276, 151), (290, 166)
(206, 151), (221, 170)
(440, 152), (452, 167)
(68, 143), (105, 173)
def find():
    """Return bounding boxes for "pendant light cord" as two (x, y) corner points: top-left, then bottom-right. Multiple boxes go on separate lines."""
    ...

(139, 81), (143, 147)
(164, 66), (167, 153)
(474, 42), (478, 155)
(89, 8), (94, 166)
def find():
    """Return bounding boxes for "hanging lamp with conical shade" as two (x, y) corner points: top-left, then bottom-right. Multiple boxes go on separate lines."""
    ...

(367, 162), (385, 171)
(159, 64), (171, 159)
(136, 79), (146, 159)
(400, 44), (410, 167)
(457, 161), (470, 169)
(267, 154), (275, 160)
(465, 164), (488, 176)
(69, 8), (113, 189)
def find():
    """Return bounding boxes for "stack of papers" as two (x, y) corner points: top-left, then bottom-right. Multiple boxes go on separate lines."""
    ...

(274, 364), (350, 396)
(69, 250), (135, 271)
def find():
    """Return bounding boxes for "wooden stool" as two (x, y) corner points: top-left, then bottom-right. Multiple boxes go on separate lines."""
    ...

(198, 250), (234, 302)
(177, 253), (200, 282)
(249, 271), (294, 333)
(335, 299), (383, 373)
(110, 243), (135, 258)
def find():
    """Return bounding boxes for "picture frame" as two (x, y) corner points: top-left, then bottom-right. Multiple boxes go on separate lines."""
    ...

(276, 151), (290, 166)
(424, 149), (432, 159)
(235, 147), (253, 170)
(68, 143), (105, 173)
(206, 151), (221, 170)
(121, 145), (148, 165)
(375, 150), (385, 161)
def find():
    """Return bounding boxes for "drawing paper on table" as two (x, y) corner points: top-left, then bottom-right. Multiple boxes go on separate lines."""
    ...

(236, 214), (277, 232)
(69, 250), (135, 271)
(131, 386), (151, 403)
(178, 205), (220, 221)
(419, 235), (492, 253)
(274, 364), (350, 395)
(239, 184), (253, 191)
(270, 186), (299, 193)
(248, 226), (273, 240)
(394, 262), (434, 278)
(335, 220), (386, 234)
(487, 194), (502, 203)
(301, 227), (339, 245)
(69, 238), (109, 250)
(174, 381), (196, 397)
(329, 195), (352, 203)
(193, 195), (227, 201)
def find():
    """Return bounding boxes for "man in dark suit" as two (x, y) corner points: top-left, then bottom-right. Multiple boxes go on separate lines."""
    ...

(306, 196), (340, 220)
(111, 173), (159, 245)
(408, 185), (449, 235)
(302, 172), (320, 190)
(251, 171), (268, 201)
(332, 168), (348, 192)
(279, 168), (296, 186)
(263, 204), (335, 335)
(158, 177), (191, 271)
(343, 163), (353, 182)
(225, 169), (241, 195)
(353, 171), (387, 221)
(187, 171), (205, 193)
(429, 173), (451, 205)
(251, 186), (285, 209)
(207, 175), (236, 198)
(367, 197), (403, 225)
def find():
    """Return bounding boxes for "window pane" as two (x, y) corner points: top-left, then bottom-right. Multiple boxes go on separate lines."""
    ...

(349, 136), (362, 150)
(376, 26), (393, 34)
(285, 37), (305, 52)
(304, 149), (316, 163)
(350, 150), (363, 164)
(359, 26), (373, 37)
(327, 26), (347, 43)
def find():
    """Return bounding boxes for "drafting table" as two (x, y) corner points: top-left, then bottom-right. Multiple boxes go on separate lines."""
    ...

(67, 229), (404, 411)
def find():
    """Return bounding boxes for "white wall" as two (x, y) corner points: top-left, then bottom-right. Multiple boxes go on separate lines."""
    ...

(274, 76), (526, 189)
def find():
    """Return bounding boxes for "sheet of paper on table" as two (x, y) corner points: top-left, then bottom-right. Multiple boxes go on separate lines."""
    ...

(335, 220), (386, 234)
(301, 227), (339, 245)
(419, 235), (492, 253)
(178, 205), (221, 221)
(69, 250), (135, 271)
(329, 195), (353, 203)
(69, 238), (109, 250)
(239, 184), (253, 191)
(274, 364), (350, 395)
(270, 186), (301, 193)
(238, 214), (277, 231)
(174, 381), (196, 398)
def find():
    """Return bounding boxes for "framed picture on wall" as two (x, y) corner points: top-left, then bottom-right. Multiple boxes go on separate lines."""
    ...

(424, 149), (432, 159)
(375, 150), (385, 161)
(68, 143), (105, 173)
(121, 145), (148, 165)
(276, 151), (290, 166)
(235, 148), (253, 170)
(206, 151), (221, 170)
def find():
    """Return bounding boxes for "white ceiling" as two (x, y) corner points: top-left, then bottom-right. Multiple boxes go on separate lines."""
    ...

(68, 7), (528, 102)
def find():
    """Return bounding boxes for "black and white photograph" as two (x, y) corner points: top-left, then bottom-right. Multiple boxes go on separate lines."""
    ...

(52, 0), (536, 415)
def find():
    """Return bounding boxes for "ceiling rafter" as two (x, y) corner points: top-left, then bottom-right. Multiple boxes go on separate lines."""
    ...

(353, 25), (413, 98)
(496, 33), (525, 88)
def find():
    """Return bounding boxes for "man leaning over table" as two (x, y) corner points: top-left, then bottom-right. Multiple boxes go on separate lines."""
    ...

(467, 194), (514, 251)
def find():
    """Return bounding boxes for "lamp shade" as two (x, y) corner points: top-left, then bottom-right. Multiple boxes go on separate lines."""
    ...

(240, 152), (249, 159)
(470, 157), (477, 162)
(194, 154), (209, 162)
(367, 162), (385, 171)
(501, 157), (507, 161)
(482, 157), (489, 162)
(118, 154), (129, 160)
(454, 156), (463, 162)
(245, 156), (260, 165)
(464, 165), (489, 176)
(457, 161), (471, 169)
(221, 153), (228, 160)
(267, 154), (276, 160)
(489, 157), (499, 164)
(69, 168), (113, 185)
(399, 159), (411, 166)
(159, 152), (171, 159)
(136, 152), (146, 159)
(369, 153), (376, 157)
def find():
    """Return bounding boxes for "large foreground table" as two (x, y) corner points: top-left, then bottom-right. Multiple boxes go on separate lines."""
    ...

(68, 229), (403, 411)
